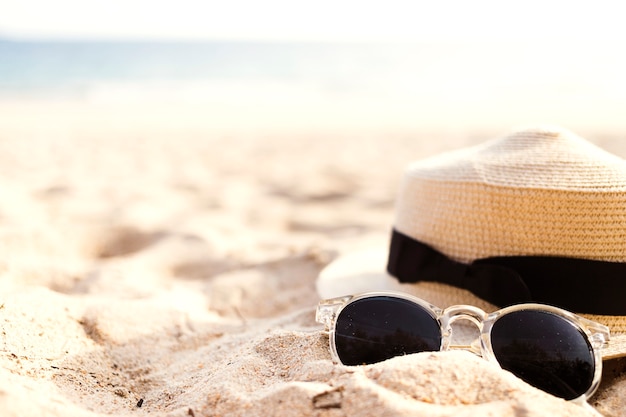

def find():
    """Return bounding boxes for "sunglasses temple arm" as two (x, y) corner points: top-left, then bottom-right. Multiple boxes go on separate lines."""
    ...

(316, 296), (351, 330)
(579, 318), (611, 349)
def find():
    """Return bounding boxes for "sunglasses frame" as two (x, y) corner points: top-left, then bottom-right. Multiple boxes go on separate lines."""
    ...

(316, 291), (610, 404)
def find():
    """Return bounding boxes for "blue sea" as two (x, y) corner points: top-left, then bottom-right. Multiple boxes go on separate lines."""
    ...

(0, 40), (442, 97)
(1, 39), (624, 130)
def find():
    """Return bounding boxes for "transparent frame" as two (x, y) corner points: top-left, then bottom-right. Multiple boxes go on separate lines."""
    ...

(316, 291), (610, 406)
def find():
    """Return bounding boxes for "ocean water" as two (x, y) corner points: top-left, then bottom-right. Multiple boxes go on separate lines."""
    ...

(1, 39), (624, 131)
(0, 40), (434, 96)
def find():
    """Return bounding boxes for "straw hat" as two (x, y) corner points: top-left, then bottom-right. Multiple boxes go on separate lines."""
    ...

(316, 126), (626, 359)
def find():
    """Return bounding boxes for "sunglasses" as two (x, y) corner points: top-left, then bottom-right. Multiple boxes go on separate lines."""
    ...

(316, 291), (610, 403)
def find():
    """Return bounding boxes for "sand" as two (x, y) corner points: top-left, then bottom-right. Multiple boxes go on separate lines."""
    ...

(1, 99), (625, 417)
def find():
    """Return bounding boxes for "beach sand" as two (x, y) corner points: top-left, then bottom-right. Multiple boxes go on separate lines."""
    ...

(1, 99), (625, 417)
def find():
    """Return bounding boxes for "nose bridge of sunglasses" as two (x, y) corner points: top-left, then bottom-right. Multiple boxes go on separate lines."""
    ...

(441, 305), (489, 355)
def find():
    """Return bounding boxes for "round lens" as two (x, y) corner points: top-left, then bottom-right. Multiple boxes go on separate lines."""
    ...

(333, 295), (441, 366)
(490, 310), (595, 400)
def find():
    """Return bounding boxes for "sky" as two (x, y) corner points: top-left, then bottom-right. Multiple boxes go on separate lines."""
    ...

(1, 0), (624, 133)
(1, 0), (625, 42)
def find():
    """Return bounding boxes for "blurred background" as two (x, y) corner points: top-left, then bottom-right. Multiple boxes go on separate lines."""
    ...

(1, 0), (625, 137)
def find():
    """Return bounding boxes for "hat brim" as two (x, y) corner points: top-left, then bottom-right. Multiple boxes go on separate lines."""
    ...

(316, 247), (626, 360)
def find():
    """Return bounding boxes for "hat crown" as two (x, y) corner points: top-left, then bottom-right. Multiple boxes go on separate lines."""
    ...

(395, 127), (626, 263)
(408, 126), (626, 191)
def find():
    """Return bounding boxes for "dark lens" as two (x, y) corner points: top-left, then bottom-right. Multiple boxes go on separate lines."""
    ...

(490, 310), (595, 400)
(333, 295), (441, 366)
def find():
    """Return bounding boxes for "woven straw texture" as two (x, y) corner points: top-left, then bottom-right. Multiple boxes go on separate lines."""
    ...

(406, 126), (626, 191)
(395, 126), (626, 263)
